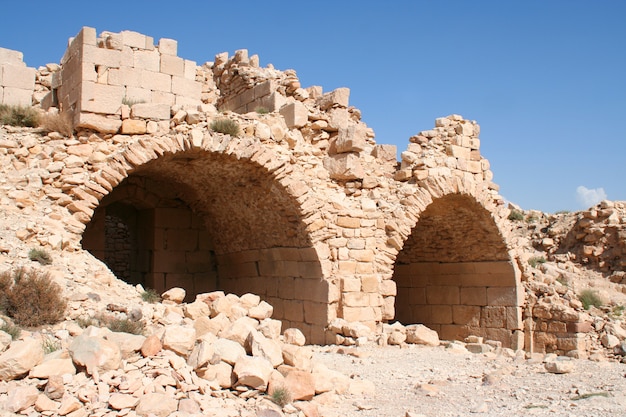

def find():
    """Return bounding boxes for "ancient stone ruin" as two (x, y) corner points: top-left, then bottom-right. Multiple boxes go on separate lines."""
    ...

(2, 26), (617, 355)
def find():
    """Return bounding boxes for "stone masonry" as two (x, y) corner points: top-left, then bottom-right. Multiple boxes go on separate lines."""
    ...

(0, 47), (36, 106)
(0, 26), (596, 352)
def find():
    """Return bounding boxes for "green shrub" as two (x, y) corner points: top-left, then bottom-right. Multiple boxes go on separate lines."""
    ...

(508, 210), (524, 221)
(42, 335), (61, 353)
(611, 305), (625, 317)
(141, 288), (161, 304)
(210, 118), (240, 137)
(269, 386), (292, 407)
(0, 104), (39, 127)
(255, 106), (269, 114)
(578, 289), (603, 310)
(28, 248), (52, 265)
(528, 256), (546, 268)
(555, 210), (570, 215)
(104, 317), (144, 335)
(0, 321), (21, 340)
(526, 214), (539, 223)
(76, 316), (99, 329)
(0, 267), (67, 327)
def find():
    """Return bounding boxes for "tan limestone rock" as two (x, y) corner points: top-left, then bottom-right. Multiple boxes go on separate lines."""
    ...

(109, 393), (139, 410)
(213, 338), (246, 365)
(140, 334), (162, 357)
(162, 287), (186, 303)
(135, 392), (178, 417)
(248, 330), (284, 368)
(282, 344), (312, 370)
(283, 369), (315, 401)
(29, 356), (76, 378)
(120, 119), (147, 135)
(0, 338), (45, 380)
(44, 375), (65, 400)
(233, 355), (274, 390)
(405, 324), (440, 346)
(35, 393), (59, 412)
(283, 328), (306, 346)
(5, 385), (39, 413)
(69, 334), (122, 375)
(161, 325), (196, 356)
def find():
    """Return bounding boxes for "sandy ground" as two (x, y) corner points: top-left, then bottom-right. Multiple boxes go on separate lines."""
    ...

(312, 343), (626, 417)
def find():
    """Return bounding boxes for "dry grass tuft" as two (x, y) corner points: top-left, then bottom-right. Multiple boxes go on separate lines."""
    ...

(0, 267), (67, 327)
(38, 112), (73, 137)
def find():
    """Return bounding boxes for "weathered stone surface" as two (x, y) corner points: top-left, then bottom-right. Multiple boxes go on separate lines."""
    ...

(233, 355), (274, 390)
(324, 153), (365, 180)
(29, 356), (76, 378)
(0, 338), (44, 380)
(282, 344), (312, 370)
(162, 287), (186, 303)
(405, 324), (440, 346)
(283, 368), (315, 400)
(68, 334), (122, 375)
(135, 393), (178, 417)
(544, 358), (575, 374)
(284, 328), (306, 346)
(44, 375), (65, 400)
(161, 325), (196, 356)
(248, 330), (283, 367)
(5, 385), (39, 413)
(213, 338), (246, 365)
(141, 334), (162, 357)
(109, 393), (139, 410)
(105, 332), (146, 357)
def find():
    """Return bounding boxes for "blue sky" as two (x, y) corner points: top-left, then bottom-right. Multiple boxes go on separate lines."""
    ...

(1, 1), (624, 213)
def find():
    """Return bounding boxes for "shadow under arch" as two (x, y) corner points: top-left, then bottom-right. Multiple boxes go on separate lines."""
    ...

(82, 145), (328, 342)
(392, 193), (522, 347)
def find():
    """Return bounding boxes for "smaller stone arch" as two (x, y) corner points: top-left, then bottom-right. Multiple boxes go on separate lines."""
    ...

(391, 190), (523, 348)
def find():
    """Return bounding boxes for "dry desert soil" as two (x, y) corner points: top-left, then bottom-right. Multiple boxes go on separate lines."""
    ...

(312, 343), (626, 417)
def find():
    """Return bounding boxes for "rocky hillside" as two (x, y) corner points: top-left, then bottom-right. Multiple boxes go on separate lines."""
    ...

(506, 201), (626, 360)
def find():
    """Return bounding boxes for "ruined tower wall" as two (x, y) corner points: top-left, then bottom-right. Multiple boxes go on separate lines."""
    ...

(0, 47), (36, 106)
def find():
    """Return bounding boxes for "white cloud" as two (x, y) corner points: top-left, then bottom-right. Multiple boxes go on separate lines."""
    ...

(576, 185), (607, 208)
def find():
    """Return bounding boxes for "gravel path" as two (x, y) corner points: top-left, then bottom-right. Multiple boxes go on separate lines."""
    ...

(312, 343), (626, 417)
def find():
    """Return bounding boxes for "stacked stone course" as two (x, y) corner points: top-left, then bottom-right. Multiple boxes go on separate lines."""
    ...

(0, 47), (36, 106)
(48, 27), (202, 134)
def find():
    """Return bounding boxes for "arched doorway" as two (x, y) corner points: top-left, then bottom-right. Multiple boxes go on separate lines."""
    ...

(392, 193), (522, 347)
(82, 148), (328, 342)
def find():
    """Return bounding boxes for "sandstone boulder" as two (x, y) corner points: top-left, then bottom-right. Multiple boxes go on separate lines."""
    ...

(405, 324), (440, 346)
(0, 338), (45, 380)
(69, 334), (122, 375)
(135, 393), (178, 417)
(233, 355), (273, 390)
(5, 385), (39, 413)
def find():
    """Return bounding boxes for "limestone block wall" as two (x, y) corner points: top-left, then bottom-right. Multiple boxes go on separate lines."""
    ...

(215, 247), (332, 342)
(0, 47), (36, 106)
(394, 261), (523, 346)
(54, 27), (202, 133)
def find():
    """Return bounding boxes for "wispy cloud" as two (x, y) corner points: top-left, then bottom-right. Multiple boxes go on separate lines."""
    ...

(576, 185), (607, 208)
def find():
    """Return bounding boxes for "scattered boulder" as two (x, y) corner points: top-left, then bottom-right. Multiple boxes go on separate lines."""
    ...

(0, 338), (45, 380)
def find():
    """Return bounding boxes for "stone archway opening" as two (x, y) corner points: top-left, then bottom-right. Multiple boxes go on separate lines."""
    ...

(82, 149), (328, 342)
(392, 193), (521, 347)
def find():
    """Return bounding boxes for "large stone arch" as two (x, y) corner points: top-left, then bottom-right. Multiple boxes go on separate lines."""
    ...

(77, 132), (333, 343)
(389, 177), (523, 348)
